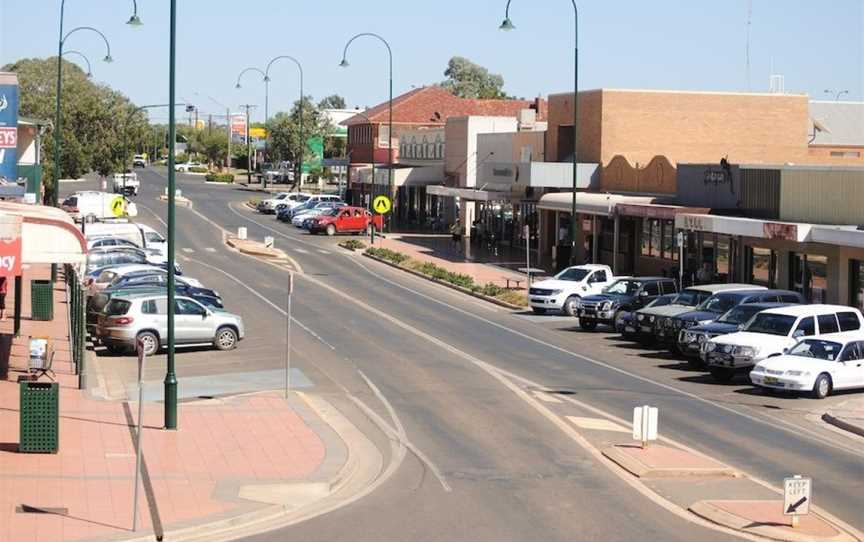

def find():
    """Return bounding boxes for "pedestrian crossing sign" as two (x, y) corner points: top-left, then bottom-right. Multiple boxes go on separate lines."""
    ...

(373, 195), (392, 215)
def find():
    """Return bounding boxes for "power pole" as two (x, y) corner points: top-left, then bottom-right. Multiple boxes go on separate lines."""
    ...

(240, 104), (257, 184)
(208, 114), (212, 135)
(226, 108), (232, 170)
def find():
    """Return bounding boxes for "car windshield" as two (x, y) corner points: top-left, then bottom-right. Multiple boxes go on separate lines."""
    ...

(674, 289), (706, 307)
(554, 268), (590, 282)
(323, 208), (341, 217)
(603, 280), (641, 295)
(745, 313), (797, 336)
(698, 294), (741, 314)
(718, 304), (763, 325)
(788, 339), (844, 361)
(647, 295), (674, 308)
(296, 195), (310, 203)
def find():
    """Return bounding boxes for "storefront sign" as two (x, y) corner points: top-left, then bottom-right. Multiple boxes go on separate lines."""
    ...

(230, 114), (247, 141)
(703, 169), (728, 186)
(681, 215), (707, 232)
(764, 222), (798, 241)
(0, 215), (22, 276)
(0, 73), (19, 182)
(617, 204), (710, 220)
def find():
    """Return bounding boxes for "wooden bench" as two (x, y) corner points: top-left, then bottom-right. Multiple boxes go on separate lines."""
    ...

(503, 277), (524, 290)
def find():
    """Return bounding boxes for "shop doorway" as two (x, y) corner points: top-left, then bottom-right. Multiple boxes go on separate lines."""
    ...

(790, 253), (828, 303)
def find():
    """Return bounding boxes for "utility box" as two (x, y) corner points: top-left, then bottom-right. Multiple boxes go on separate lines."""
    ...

(19, 381), (59, 453)
(30, 280), (54, 321)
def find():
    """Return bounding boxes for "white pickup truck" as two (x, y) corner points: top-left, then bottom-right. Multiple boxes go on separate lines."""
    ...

(528, 264), (615, 315)
(112, 171), (139, 196)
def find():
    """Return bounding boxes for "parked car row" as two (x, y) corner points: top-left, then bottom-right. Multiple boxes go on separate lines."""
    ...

(82, 222), (244, 356)
(530, 265), (864, 399)
(256, 192), (383, 235)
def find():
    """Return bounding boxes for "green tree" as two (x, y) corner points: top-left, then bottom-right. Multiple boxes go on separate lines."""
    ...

(2, 57), (149, 199)
(441, 56), (508, 99)
(193, 130), (229, 169)
(318, 94), (346, 109)
(265, 96), (331, 177)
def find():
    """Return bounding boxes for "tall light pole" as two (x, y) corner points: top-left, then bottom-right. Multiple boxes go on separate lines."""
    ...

(61, 50), (93, 78)
(235, 56), (304, 189)
(824, 89), (849, 101)
(501, 0), (579, 265)
(339, 32), (393, 231)
(165, 0), (178, 430)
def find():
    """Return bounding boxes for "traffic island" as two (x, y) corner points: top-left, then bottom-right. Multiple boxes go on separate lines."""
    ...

(689, 500), (858, 542)
(602, 444), (739, 478)
(226, 235), (288, 260)
(158, 193), (193, 208)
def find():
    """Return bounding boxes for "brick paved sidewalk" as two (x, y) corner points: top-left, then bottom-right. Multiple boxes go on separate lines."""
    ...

(370, 234), (541, 290)
(0, 265), (337, 542)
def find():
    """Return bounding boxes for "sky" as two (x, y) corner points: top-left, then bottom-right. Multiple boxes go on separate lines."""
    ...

(1, 0), (862, 124)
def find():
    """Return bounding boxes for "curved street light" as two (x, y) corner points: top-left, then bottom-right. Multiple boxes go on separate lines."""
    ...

(501, 0), (580, 265)
(824, 89), (850, 101)
(339, 32), (393, 230)
(234, 56), (304, 189)
(61, 50), (93, 78)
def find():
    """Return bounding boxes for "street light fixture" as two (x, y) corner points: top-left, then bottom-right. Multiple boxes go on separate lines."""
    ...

(61, 50), (93, 78)
(500, 0), (580, 265)
(234, 56), (305, 189)
(339, 32), (394, 231)
(824, 89), (850, 101)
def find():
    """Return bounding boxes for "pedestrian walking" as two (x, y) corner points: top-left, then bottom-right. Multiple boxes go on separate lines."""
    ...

(0, 276), (7, 321)
(450, 220), (463, 253)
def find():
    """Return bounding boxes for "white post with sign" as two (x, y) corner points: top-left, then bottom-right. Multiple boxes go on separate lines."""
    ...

(285, 272), (293, 399)
(784, 475), (811, 528)
(264, 236), (274, 249)
(238, 227), (247, 240)
(132, 338), (146, 531)
(632, 405), (658, 449)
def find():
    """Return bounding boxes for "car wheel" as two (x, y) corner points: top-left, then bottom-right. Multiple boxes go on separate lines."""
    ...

(326, 224), (336, 236)
(136, 331), (160, 357)
(214, 326), (238, 351)
(812, 373), (832, 399)
(532, 307), (547, 315)
(563, 296), (580, 317)
(579, 318), (598, 331)
(709, 367), (734, 382)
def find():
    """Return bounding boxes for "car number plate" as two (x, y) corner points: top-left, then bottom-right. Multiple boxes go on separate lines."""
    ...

(640, 325), (652, 333)
(624, 325), (636, 333)
(764, 376), (780, 385)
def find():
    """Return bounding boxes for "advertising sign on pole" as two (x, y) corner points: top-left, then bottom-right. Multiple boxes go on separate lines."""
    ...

(0, 214), (23, 277)
(0, 72), (19, 183)
(230, 114), (247, 142)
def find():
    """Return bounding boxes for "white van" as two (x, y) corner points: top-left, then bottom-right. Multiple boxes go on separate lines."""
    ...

(62, 191), (138, 222)
(703, 304), (864, 382)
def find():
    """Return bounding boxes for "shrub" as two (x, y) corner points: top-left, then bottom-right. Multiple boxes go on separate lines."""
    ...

(446, 272), (475, 289)
(206, 172), (234, 183)
(189, 166), (209, 173)
(480, 282), (504, 297)
(339, 240), (366, 251)
(497, 289), (529, 307)
(366, 247), (409, 265)
(176, 153), (188, 163)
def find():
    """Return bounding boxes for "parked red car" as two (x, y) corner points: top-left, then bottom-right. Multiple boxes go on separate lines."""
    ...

(308, 206), (384, 236)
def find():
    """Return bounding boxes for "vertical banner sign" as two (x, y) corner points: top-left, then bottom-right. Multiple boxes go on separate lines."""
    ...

(230, 114), (247, 143)
(0, 72), (20, 182)
(0, 215), (22, 277)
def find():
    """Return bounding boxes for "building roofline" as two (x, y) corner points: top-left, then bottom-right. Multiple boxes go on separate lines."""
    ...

(548, 88), (808, 98)
(679, 162), (864, 172)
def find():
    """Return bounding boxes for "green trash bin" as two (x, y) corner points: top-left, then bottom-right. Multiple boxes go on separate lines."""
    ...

(19, 381), (59, 453)
(30, 280), (54, 321)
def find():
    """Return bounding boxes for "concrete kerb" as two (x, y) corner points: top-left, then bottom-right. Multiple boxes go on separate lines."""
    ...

(689, 501), (859, 542)
(114, 391), (382, 542)
(601, 444), (740, 479)
(226, 236), (288, 260)
(362, 252), (525, 311)
(157, 195), (193, 208)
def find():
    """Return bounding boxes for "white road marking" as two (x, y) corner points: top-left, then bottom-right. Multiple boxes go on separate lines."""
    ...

(566, 416), (630, 433)
(182, 248), (195, 253)
(205, 247), (217, 253)
(317, 249), (331, 255)
(532, 391), (563, 404)
(294, 248), (310, 254)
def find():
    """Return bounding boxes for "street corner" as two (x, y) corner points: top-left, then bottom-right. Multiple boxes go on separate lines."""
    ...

(689, 500), (861, 542)
(820, 396), (864, 439)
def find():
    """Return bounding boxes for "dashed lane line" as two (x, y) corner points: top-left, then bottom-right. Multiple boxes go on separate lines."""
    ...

(205, 247), (217, 253)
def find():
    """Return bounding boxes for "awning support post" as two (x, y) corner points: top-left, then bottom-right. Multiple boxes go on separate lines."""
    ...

(13, 276), (22, 337)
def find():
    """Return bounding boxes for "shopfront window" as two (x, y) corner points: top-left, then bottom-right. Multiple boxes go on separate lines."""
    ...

(790, 253), (829, 303)
(641, 220), (651, 256)
(748, 246), (776, 287)
(641, 219), (678, 262)
(716, 237), (730, 281)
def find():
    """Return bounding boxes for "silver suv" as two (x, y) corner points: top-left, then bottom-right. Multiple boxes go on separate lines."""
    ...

(97, 293), (245, 356)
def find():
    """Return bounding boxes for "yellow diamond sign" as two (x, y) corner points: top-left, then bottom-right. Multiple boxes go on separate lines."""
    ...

(373, 195), (392, 215)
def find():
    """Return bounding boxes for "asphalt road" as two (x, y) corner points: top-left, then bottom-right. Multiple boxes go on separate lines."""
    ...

(65, 170), (864, 541)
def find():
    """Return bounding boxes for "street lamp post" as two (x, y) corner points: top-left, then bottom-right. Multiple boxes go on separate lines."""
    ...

(500, 0), (579, 265)
(235, 56), (304, 190)
(339, 33), (394, 232)
(824, 89), (849, 101)
(165, 0), (178, 430)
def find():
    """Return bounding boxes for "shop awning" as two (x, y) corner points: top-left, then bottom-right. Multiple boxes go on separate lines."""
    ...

(617, 203), (710, 220)
(537, 192), (656, 216)
(674, 213), (812, 242)
(427, 185), (515, 202)
(0, 202), (87, 264)
(808, 225), (864, 248)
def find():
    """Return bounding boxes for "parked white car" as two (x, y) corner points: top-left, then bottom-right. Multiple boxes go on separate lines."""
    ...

(750, 333), (864, 398)
(703, 304), (864, 382)
(175, 162), (204, 172)
(257, 192), (296, 214)
(528, 264), (615, 316)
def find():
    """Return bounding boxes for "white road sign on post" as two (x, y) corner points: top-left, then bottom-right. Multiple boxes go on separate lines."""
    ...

(784, 475), (811, 528)
(238, 227), (247, 240)
(632, 405), (658, 449)
(264, 236), (274, 249)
